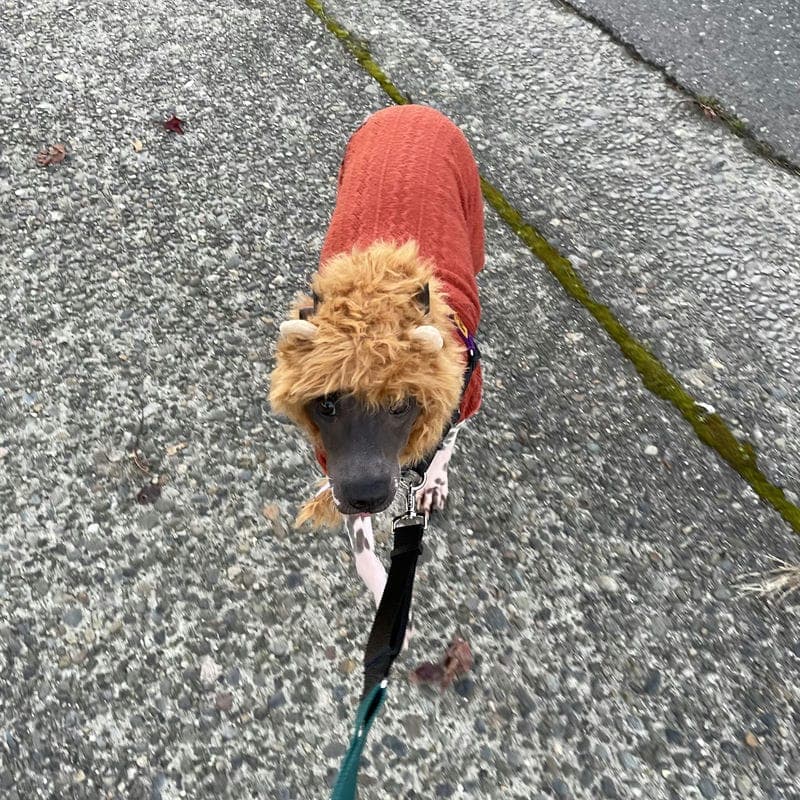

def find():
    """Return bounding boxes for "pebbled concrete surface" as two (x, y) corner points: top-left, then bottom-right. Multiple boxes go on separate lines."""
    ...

(561, 0), (800, 165)
(1, 1), (799, 800)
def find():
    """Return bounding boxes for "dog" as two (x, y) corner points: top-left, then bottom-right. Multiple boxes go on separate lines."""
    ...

(270, 104), (484, 612)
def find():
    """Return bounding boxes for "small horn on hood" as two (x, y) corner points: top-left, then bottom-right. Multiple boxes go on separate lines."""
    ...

(298, 290), (321, 321)
(279, 319), (318, 340)
(410, 324), (443, 351)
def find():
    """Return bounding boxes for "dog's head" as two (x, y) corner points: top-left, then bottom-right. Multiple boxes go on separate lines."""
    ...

(269, 240), (464, 525)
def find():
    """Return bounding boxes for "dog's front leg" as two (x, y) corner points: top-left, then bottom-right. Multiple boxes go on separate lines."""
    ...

(344, 513), (414, 650)
(344, 514), (387, 608)
(416, 422), (465, 513)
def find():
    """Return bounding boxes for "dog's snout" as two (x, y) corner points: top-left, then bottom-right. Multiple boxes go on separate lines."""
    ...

(341, 476), (394, 513)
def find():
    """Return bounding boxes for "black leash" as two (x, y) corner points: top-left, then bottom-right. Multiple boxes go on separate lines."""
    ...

(330, 475), (427, 800)
(362, 510), (425, 698)
(330, 329), (479, 798)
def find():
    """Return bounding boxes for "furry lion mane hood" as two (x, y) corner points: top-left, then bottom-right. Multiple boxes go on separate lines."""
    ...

(269, 241), (465, 527)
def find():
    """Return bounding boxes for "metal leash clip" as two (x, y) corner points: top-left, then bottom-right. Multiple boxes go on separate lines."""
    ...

(395, 469), (429, 531)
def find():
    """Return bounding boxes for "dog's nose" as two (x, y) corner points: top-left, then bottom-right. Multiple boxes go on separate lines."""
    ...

(342, 477), (393, 512)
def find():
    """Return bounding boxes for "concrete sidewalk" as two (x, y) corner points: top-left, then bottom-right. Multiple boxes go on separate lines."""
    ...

(1, 1), (798, 798)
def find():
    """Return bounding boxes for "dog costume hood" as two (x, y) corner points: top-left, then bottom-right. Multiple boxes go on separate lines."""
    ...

(270, 105), (484, 527)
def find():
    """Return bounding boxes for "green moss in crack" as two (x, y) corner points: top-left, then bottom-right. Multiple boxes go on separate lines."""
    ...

(695, 95), (749, 135)
(305, 0), (411, 106)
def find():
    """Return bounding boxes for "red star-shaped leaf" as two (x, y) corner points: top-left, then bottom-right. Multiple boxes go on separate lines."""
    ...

(163, 115), (185, 134)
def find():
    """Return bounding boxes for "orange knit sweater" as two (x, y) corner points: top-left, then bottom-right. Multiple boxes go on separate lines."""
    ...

(320, 104), (485, 423)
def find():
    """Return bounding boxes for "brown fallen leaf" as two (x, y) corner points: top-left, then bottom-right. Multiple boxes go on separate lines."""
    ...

(441, 637), (473, 689)
(165, 441), (188, 457)
(409, 636), (473, 691)
(744, 731), (760, 748)
(36, 143), (67, 166)
(132, 138), (144, 152)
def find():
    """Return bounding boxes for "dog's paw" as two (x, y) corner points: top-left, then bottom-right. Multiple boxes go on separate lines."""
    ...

(417, 482), (448, 513)
(416, 448), (450, 513)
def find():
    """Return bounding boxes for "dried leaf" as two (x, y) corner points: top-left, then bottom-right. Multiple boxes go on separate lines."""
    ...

(163, 115), (185, 134)
(441, 637), (473, 688)
(165, 441), (188, 457)
(132, 138), (144, 152)
(36, 143), (67, 166)
(410, 637), (474, 691)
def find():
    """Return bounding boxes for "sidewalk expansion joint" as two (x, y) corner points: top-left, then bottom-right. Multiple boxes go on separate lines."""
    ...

(305, 0), (800, 536)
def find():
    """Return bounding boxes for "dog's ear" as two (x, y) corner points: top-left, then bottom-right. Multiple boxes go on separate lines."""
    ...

(280, 319), (318, 340)
(410, 324), (443, 351)
(414, 283), (430, 315)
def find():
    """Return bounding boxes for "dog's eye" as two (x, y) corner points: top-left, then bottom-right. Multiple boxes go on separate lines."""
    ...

(317, 397), (338, 417)
(389, 399), (413, 416)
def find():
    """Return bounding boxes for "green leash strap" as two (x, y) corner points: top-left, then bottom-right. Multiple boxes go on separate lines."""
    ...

(329, 497), (426, 800)
(329, 682), (387, 800)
